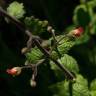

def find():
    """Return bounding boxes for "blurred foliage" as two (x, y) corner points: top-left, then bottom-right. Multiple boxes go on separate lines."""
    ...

(49, 74), (89, 96)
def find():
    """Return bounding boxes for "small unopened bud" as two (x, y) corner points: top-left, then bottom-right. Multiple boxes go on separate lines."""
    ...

(72, 27), (84, 37)
(69, 27), (84, 37)
(6, 67), (21, 76)
(47, 26), (53, 32)
(21, 47), (28, 54)
(30, 79), (36, 87)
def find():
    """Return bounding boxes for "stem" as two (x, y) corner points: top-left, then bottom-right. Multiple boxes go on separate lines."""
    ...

(0, 6), (40, 48)
(49, 29), (58, 53)
(0, 7), (75, 80)
(22, 59), (45, 69)
(0, 6), (25, 31)
(34, 39), (75, 80)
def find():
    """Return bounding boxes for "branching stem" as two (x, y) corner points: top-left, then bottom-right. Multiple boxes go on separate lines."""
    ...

(0, 6), (75, 80)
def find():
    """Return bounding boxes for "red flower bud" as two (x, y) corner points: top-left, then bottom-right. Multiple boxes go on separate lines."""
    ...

(73, 27), (84, 37)
(6, 67), (21, 76)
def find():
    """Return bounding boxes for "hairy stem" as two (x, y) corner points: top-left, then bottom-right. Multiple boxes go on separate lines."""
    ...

(0, 7), (75, 80)
(34, 39), (75, 79)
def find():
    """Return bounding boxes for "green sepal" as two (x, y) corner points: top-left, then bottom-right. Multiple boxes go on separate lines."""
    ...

(50, 54), (79, 73)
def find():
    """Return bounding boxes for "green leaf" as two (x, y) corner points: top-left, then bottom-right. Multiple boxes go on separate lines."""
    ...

(50, 54), (79, 80)
(90, 79), (96, 91)
(24, 17), (48, 35)
(7, 1), (25, 19)
(49, 74), (89, 96)
(90, 91), (96, 96)
(73, 4), (90, 28)
(89, 14), (96, 35)
(25, 47), (43, 64)
(87, 1), (96, 8)
(51, 35), (75, 57)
